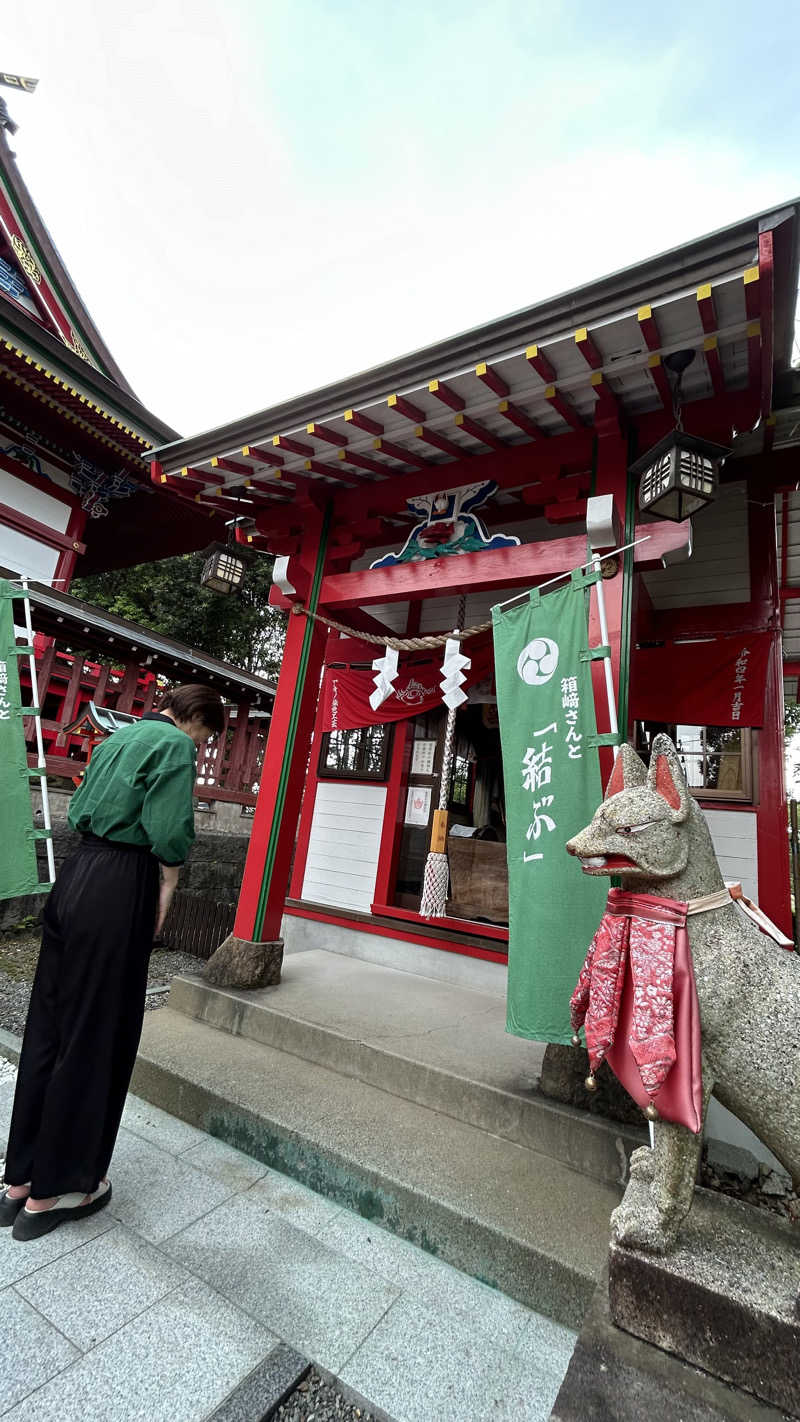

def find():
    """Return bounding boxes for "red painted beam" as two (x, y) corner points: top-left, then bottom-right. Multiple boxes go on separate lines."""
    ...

(575, 327), (603, 369)
(526, 344), (556, 383)
(387, 392), (426, 422)
(0, 500), (86, 556)
(453, 413), (505, 450)
(590, 372), (622, 417)
(241, 443), (284, 469)
(337, 448), (389, 477)
(306, 421), (347, 448)
(319, 520), (690, 607)
(696, 283), (717, 335)
(273, 433), (314, 457)
(344, 408), (383, 435)
(646, 353), (672, 409)
(413, 424), (465, 458)
(743, 265), (760, 320)
(304, 457), (351, 483)
(247, 477), (294, 500)
(519, 471), (591, 507)
(428, 378), (465, 412)
(180, 465), (226, 485)
(544, 499), (585, 523)
(497, 399), (544, 439)
(335, 429), (594, 520)
(475, 362), (509, 398)
(545, 385), (583, 430)
(211, 456), (254, 479)
(373, 437), (431, 469)
(637, 304), (661, 352)
(702, 336), (725, 396)
(757, 229), (775, 422)
(747, 320), (762, 395)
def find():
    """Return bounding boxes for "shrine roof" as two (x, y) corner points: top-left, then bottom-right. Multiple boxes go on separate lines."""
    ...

(1, 568), (275, 703)
(144, 201), (799, 526)
(0, 129), (179, 458)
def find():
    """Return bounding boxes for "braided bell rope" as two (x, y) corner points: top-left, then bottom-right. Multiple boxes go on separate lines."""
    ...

(419, 595), (466, 918)
(296, 603), (492, 652)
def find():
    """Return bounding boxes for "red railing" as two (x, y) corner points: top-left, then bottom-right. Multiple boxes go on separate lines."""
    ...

(20, 635), (267, 806)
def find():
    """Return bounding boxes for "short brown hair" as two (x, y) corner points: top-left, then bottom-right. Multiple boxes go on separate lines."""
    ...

(158, 684), (226, 735)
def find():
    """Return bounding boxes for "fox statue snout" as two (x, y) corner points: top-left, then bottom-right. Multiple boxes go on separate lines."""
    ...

(567, 734), (800, 1262)
(566, 740), (692, 883)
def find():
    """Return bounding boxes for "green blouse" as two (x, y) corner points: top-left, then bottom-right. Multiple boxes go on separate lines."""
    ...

(68, 713), (197, 865)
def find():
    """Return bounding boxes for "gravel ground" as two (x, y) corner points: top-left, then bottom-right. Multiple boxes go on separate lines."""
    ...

(276, 1369), (377, 1422)
(0, 928), (204, 1036)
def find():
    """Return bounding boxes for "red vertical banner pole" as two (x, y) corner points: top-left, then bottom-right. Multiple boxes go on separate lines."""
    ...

(750, 482), (791, 935)
(233, 501), (332, 943)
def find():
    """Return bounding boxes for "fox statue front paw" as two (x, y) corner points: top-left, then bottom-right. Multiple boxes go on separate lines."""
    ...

(611, 1172), (683, 1255)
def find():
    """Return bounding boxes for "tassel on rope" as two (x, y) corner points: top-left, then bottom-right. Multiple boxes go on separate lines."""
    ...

(420, 597), (467, 918)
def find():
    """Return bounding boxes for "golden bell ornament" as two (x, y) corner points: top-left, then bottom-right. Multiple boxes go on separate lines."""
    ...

(584, 1073), (598, 1092)
(644, 1102), (660, 1121)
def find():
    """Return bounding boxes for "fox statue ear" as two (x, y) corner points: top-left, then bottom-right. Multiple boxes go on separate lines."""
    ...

(647, 734), (691, 821)
(605, 743), (648, 798)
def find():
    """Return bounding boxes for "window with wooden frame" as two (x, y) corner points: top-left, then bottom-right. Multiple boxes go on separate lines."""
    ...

(635, 723), (754, 802)
(318, 723), (393, 781)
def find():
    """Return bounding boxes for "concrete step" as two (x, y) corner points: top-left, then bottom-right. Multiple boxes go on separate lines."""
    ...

(133, 1005), (623, 1332)
(168, 951), (644, 1189)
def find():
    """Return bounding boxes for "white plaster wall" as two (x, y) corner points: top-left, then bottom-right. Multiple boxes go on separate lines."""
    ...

(301, 780), (387, 914)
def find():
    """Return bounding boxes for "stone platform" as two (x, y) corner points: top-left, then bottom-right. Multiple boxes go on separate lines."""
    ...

(609, 1188), (800, 1418)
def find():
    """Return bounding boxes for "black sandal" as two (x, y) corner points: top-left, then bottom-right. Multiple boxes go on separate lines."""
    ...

(12, 1180), (112, 1242)
(0, 1186), (30, 1227)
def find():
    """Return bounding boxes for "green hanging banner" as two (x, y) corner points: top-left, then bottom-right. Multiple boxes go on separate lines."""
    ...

(492, 569), (613, 1044)
(0, 579), (52, 901)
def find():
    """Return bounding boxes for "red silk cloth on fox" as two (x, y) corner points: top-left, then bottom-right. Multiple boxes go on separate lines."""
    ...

(570, 889), (703, 1133)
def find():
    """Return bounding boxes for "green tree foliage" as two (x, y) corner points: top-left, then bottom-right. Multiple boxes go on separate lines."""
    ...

(72, 550), (286, 680)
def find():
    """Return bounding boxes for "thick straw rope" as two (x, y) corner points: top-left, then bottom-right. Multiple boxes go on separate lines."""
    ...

(296, 603), (491, 651)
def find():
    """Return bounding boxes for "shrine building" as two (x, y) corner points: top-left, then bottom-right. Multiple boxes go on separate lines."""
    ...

(149, 200), (800, 984)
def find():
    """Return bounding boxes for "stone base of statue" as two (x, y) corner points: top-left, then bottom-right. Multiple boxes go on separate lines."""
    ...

(204, 935), (283, 989)
(606, 1186), (800, 1418)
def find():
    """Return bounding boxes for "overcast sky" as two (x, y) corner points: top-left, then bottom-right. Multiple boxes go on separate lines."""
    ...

(4, 1), (800, 440)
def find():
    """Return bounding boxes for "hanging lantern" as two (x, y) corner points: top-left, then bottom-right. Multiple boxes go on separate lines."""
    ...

(200, 542), (246, 594)
(631, 430), (729, 523)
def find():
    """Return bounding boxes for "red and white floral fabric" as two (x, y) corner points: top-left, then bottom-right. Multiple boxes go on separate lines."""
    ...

(570, 890), (704, 1133)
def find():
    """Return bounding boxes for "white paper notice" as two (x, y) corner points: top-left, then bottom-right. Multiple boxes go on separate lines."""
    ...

(405, 784), (432, 826)
(411, 739), (437, 776)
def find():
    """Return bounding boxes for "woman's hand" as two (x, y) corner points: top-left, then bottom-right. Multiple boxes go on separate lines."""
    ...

(156, 864), (181, 936)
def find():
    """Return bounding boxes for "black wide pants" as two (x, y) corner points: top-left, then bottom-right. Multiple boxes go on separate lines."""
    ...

(5, 835), (159, 1198)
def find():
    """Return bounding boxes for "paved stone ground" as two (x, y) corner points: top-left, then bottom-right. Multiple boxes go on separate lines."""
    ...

(0, 1062), (577, 1421)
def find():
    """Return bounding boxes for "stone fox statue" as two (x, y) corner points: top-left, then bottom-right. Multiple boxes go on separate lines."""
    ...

(566, 734), (800, 1255)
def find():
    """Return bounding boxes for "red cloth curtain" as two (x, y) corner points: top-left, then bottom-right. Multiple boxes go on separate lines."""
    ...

(631, 633), (771, 728)
(321, 639), (494, 732)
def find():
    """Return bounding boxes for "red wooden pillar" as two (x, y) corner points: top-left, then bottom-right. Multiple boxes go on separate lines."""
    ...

(233, 500), (332, 943)
(749, 484), (791, 934)
(588, 431), (632, 788)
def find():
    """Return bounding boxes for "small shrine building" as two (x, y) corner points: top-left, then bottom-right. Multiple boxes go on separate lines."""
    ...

(147, 200), (800, 983)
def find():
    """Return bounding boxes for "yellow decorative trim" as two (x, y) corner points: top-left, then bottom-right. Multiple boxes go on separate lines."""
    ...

(454, 413), (466, 426)
(648, 353), (662, 368)
(475, 362), (488, 377)
(272, 435), (281, 446)
(344, 409), (355, 422)
(241, 445), (251, 456)
(11, 233), (41, 285)
(703, 335), (718, 352)
(575, 327), (588, 343)
(211, 456), (221, 467)
(696, 283), (712, 302)
(743, 266), (759, 285)
(387, 393), (400, 407)
(637, 305), (652, 321)
(746, 321), (761, 339)
(590, 371), (604, 387)
(428, 380), (441, 394)
(544, 385), (556, 399)
(498, 399), (510, 412)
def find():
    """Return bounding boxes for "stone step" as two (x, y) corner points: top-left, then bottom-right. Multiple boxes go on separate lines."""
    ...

(133, 1005), (623, 1331)
(168, 953), (644, 1190)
